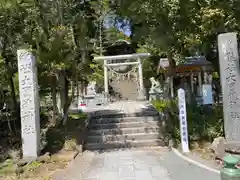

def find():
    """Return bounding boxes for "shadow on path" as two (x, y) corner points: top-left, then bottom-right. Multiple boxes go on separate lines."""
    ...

(158, 150), (221, 180)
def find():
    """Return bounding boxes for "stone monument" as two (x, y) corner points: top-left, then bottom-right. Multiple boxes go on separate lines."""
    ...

(218, 33), (240, 142)
(149, 77), (160, 88)
(148, 77), (163, 101)
(17, 49), (40, 158)
(86, 81), (96, 96)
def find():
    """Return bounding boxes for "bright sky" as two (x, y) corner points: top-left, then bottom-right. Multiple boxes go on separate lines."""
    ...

(103, 14), (131, 37)
(116, 22), (131, 37)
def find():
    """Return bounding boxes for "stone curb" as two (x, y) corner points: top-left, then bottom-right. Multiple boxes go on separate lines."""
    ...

(171, 148), (220, 174)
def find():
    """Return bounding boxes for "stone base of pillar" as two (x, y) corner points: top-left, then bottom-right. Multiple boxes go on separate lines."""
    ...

(137, 89), (146, 101)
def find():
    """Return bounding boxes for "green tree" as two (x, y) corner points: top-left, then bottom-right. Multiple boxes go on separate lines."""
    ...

(0, 0), (101, 126)
(113, 0), (240, 89)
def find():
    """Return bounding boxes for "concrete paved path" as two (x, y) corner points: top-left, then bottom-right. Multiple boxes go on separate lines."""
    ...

(160, 150), (221, 180)
(83, 149), (171, 180)
(82, 148), (221, 180)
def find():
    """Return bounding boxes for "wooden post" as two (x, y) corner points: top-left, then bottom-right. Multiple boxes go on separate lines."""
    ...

(170, 77), (174, 98)
(190, 73), (194, 93)
(198, 72), (202, 96)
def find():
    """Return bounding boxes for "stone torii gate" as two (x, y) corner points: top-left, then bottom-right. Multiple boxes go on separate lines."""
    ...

(94, 53), (151, 100)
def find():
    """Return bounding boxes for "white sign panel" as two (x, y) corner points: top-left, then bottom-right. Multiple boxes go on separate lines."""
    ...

(202, 84), (213, 105)
(177, 88), (190, 153)
(158, 58), (169, 69)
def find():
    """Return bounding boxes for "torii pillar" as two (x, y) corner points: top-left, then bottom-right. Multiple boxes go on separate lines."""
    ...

(104, 59), (108, 94)
(137, 57), (145, 100)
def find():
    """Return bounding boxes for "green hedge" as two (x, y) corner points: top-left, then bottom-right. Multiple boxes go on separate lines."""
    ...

(152, 99), (224, 144)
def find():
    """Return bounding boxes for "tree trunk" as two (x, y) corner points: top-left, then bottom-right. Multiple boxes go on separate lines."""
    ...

(166, 50), (177, 140)
(50, 76), (58, 126)
(76, 78), (79, 102)
(58, 72), (65, 117)
(164, 51), (176, 98)
(167, 50), (176, 76)
(62, 74), (69, 126)
(9, 77), (18, 112)
(80, 81), (84, 96)
(57, 71), (71, 126)
(9, 75), (19, 134)
(1, 36), (19, 132)
(70, 80), (75, 101)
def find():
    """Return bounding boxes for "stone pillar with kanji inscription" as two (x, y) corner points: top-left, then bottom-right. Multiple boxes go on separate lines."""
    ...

(218, 33), (240, 142)
(17, 49), (40, 158)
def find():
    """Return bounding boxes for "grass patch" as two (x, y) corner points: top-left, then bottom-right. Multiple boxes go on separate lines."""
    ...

(24, 161), (42, 172)
(68, 112), (87, 120)
(0, 152), (72, 180)
(0, 159), (15, 177)
(1, 111), (87, 180)
(43, 112), (86, 153)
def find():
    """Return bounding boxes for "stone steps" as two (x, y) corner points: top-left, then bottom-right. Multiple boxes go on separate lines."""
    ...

(86, 133), (162, 143)
(91, 111), (159, 119)
(88, 121), (160, 130)
(85, 139), (165, 150)
(89, 116), (159, 124)
(88, 126), (161, 136)
(84, 101), (165, 151)
(85, 115), (165, 151)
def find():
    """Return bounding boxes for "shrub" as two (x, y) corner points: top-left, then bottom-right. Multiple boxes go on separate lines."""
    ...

(152, 99), (224, 145)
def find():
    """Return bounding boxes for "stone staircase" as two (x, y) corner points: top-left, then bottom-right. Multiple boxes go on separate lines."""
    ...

(110, 79), (139, 101)
(85, 109), (165, 150)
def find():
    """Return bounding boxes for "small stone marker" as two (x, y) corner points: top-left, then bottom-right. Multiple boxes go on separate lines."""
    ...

(17, 49), (40, 158)
(177, 88), (189, 153)
(218, 33), (240, 142)
(202, 84), (213, 105)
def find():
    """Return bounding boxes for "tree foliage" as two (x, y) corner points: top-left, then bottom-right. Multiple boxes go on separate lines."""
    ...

(0, 0), (239, 127)
(115, 0), (240, 69)
(0, 0), (101, 128)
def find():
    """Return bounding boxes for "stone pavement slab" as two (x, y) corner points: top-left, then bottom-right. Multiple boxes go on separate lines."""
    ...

(82, 149), (171, 180)
(52, 148), (221, 180)
(82, 148), (221, 180)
